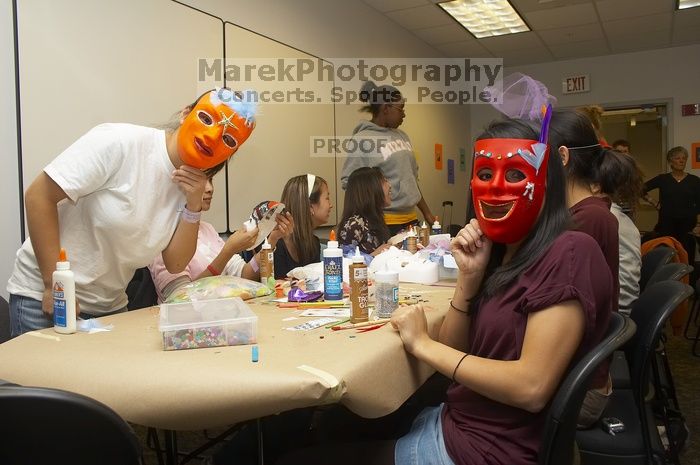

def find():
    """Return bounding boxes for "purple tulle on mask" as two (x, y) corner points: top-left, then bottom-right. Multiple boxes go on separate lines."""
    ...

(484, 73), (556, 122)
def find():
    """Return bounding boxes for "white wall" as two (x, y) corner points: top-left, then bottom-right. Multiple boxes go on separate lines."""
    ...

(180, 0), (472, 226)
(470, 43), (700, 177)
(1, 0), (20, 300)
(3, 0), (472, 301)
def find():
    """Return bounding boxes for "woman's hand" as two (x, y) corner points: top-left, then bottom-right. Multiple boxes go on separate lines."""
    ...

(451, 219), (491, 276)
(268, 212), (294, 248)
(42, 287), (81, 317)
(225, 227), (259, 254)
(391, 304), (432, 355)
(172, 166), (208, 211)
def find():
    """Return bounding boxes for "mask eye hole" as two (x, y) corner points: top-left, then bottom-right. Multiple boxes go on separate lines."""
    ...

(476, 168), (492, 181)
(197, 110), (214, 126)
(505, 169), (526, 183)
(222, 133), (238, 149)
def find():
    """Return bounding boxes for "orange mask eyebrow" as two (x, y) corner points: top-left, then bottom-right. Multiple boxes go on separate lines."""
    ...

(176, 91), (256, 169)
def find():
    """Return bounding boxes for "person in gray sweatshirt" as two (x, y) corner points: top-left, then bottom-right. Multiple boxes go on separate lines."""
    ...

(340, 81), (435, 235)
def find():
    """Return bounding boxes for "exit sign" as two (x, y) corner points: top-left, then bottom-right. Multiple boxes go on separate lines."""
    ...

(562, 75), (590, 94)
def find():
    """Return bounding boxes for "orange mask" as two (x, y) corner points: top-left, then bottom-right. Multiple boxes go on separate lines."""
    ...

(177, 90), (256, 169)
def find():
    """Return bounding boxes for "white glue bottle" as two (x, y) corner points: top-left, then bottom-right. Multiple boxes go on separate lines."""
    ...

(431, 216), (442, 235)
(53, 247), (76, 334)
(323, 230), (343, 301)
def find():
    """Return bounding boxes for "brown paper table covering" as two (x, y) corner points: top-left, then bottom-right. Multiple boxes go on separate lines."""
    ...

(0, 283), (453, 430)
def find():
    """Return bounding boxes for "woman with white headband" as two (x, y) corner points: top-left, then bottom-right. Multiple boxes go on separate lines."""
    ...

(275, 174), (332, 279)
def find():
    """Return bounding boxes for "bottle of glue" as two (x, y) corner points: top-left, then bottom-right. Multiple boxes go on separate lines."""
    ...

(431, 217), (442, 235)
(53, 247), (76, 334)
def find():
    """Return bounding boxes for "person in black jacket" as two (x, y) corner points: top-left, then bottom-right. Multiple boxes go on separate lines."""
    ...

(644, 146), (700, 260)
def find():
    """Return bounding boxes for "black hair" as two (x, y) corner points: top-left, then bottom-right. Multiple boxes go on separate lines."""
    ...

(611, 139), (630, 150)
(549, 109), (643, 210)
(471, 118), (571, 305)
(359, 81), (402, 116)
(337, 167), (391, 248)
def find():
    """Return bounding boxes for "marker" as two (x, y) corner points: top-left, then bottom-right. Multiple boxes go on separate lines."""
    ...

(251, 345), (259, 363)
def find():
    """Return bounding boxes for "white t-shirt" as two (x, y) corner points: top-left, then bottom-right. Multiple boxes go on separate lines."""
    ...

(7, 123), (185, 314)
(611, 202), (642, 312)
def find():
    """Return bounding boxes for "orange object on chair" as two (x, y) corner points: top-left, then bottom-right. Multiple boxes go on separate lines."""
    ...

(641, 236), (691, 335)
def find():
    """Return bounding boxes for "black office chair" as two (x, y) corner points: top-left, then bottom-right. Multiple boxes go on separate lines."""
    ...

(577, 281), (694, 465)
(639, 246), (675, 292)
(538, 312), (635, 465)
(613, 263), (693, 389)
(0, 385), (142, 465)
(645, 262), (693, 289)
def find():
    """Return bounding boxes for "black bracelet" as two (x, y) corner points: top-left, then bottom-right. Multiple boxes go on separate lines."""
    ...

(452, 353), (469, 382)
(450, 300), (469, 314)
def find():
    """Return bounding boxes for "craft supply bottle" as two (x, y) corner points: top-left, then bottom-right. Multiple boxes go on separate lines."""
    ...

(259, 238), (275, 289)
(407, 225), (418, 254)
(431, 217), (442, 235)
(375, 266), (399, 318)
(323, 230), (343, 301)
(53, 248), (76, 334)
(419, 221), (430, 247)
(349, 247), (369, 323)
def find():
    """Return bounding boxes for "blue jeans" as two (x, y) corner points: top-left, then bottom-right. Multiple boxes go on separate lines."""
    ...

(9, 294), (125, 338)
(395, 404), (456, 465)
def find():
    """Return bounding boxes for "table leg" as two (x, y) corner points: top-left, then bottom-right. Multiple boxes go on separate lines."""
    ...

(257, 418), (264, 465)
(164, 429), (178, 465)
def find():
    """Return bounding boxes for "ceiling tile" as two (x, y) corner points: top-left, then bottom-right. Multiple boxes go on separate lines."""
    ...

(595, 0), (673, 21)
(538, 22), (605, 45)
(609, 29), (671, 53)
(498, 46), (556, 66)
(363, 0), (430, 13)
(386, 4), (454, 30)
(674, 5), (700, 29)
(548, 38), (610, 59)
(479, 31), (545, 52)
(672, 26), (700, 45)
(434, 40), (494, 58)
(523, 3), (599, 29)
(602, 13), (672, 39)
(510, 0), (594, 13)
(412, 23), (471, 44)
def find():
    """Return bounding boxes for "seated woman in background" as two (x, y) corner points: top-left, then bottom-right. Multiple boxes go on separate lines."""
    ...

(274, 174), (332, 279)
(148, 177), (294, 302)
(279, 116), (614, 465)
(337, 167), (392, 258)
(548, 108), (644, 426)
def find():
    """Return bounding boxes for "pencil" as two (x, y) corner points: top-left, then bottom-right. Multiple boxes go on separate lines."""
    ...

(331, 318), (391, 331)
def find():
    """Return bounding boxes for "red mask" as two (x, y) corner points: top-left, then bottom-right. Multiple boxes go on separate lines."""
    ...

(177, 91), (256, 169)
(471, 138), (549, 244)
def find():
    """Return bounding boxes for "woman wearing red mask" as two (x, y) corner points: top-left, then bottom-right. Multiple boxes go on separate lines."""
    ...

(279, 115), (613, 465)
(7, 88), (256, 336)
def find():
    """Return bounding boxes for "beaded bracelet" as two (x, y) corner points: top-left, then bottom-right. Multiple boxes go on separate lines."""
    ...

(181, 207), (202, 224)
(452, 353), (469, 382)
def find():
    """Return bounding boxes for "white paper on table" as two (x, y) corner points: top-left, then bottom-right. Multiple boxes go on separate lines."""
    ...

(285, 317), (338, 331)
(299, 309), (350, 318)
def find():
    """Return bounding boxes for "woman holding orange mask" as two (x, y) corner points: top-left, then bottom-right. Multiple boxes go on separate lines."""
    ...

(7, 88), (256, 336)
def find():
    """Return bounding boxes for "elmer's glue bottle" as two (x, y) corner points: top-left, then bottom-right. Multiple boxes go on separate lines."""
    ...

(323, 230), (343, 301)
(53, 248), (76, 334)
(259, 238), (275, 289)
(349, 247), (368, 323)
(431, 217), (442, 235)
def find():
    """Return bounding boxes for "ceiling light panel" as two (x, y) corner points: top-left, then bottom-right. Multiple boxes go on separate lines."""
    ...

(678, 0), (700, 10)
(439, 0), (530, 38)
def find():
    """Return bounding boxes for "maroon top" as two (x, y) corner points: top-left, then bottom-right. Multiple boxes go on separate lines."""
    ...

(441, 231), (613, 465)
(570, 196), (619, 389)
